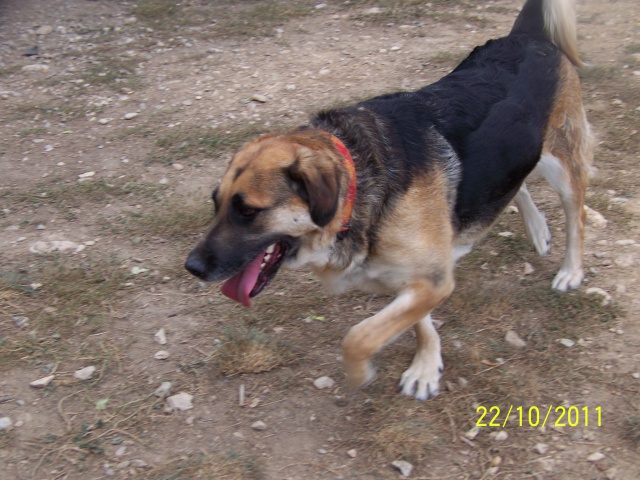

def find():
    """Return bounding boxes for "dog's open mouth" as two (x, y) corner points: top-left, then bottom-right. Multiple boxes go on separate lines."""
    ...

(220, 242), (287, 307)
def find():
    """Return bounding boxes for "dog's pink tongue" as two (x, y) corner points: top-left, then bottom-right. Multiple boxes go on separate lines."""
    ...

(220, 252), (265, 307)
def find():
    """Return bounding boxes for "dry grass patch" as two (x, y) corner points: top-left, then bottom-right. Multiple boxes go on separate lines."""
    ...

(215, 325), (297, 375)
(148, 452), (262, 480)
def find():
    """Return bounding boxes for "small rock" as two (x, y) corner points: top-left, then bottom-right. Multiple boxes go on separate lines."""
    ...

(115, 446), (127, 457)
(363, 7), (382, 14)
(615, 239), (635, 246)
(22, 64), (50, 73)
(74, 366), (96, 381)
(391, 459), (414, 477)
(458, 376), (469, 388)
(498, 231), (514, 237)
(30, 375), (55, 388)
(30, 240), (82, 255)
(614, 254), (635, 268)
(586, 287), (611, 306)
(494, 430), (509, 441)
(523, 262), (535, 275)
(166, 392), (193, 411)
(505, 330), (527, 348)
(12, 316), (29, 328)
(558, 338), (575, 348)
(154, 350), (170, 360)
(154, 328), (167, 345)
(78, 171), (96, 179)
(35, 25), (54, 36)
(347, 449), (357, 458)
(491, 456), (502, 467)
(98, 118), (111, 125)
(465, 426), (480, 440)
(632, 372), (640, 379)
(534, 443), (550, 455)
(587, 451), (605, 462)
(123, 16), (138, 25)
(116, 461), (130, 470)
(0, 417), (13, 431)
(313, 376), (335, 390)
(131, 459), (149, 468)
(154, 382), (172, 398)
(251, 420), (267, 431)
(123, 112), (139, 120)
(250, 94), (268, 103)
(317, 448), (327, 455)
(171, 163), (184, 171)
(584, 206), (607, 228)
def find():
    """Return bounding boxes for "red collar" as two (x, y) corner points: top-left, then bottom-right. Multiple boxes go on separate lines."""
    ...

(330, 135), (357, 232)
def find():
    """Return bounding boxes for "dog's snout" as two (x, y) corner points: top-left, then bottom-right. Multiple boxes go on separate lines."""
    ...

(185, 249), (207, 279)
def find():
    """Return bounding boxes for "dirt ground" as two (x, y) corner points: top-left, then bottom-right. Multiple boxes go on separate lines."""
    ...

(1, 0), (639, 479)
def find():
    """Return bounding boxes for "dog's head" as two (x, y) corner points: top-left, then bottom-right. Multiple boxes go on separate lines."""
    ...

(185, 130), (347, 306)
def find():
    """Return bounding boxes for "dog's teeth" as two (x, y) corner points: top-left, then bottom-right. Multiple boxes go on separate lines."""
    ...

(266, 245), (275, 254)
(264, 254), (272, 263)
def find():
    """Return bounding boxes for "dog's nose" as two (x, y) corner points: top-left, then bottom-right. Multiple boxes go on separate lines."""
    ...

(185, 250), (206, 279)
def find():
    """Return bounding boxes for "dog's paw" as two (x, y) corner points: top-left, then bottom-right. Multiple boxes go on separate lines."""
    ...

(398, 354), (443, 401)
(552, 268), (584, 291)
(345, 360), (377, 391)
(524, 212), (551, 256)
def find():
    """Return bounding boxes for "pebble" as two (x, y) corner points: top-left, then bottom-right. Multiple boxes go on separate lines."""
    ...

(558, 338), (575, 348)
(458, 376), (469, 388)
(166, 392), (193, 411)
(615, 239), (635, 246)
(317, 448), (327, 455)
(534, 443), (550, 455)
(505, 330), (527, 348)
(614, 254), (635, 268)
(491, 456), (502, 467)
(154, 350), (170, 360)
(347, 449), (357, 458)
(98, 118), (111, 125)
(12, 316), (29, 328)
(632, 372), (640, 379)
(0, 417), (13, 431)
(587, 451), (605, 462)
(78, 171), (96, 179)
(523, 262), (535, 275)
(154, 328), (167, 345)
(498, 231), (514, 237)
(250, 94), (268, 103)
(585, 287), (611, 306)
(22, 64), (50, 73)
(584, 206), (607, 228)
(391, 460), (414, 477)
(116, 461), (130, 470)
(115, 446), (127, 457)
(35, 25), (53, 36)
(313, 376), (335, 390)
(494, 430), (509, 441)
(131, 459), (148, 468)
(465, 426), (480, 440)
(363, 7), (382, 14)
(30, 375), (55, 388)
(123, 112), (139, 120)
(171, 163), (184, 171)
(30, 240), (81, 254)
(74, 365), (97, 381)
(251, 420), (267, 431)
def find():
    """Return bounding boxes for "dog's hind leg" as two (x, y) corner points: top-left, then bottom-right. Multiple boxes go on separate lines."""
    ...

(536, 153), (588, 291)
(515, 182), (551, 256)
(399, 313), (443, 400)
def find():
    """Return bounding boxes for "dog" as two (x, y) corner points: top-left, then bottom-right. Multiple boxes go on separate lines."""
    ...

(185, 0), (593, 400)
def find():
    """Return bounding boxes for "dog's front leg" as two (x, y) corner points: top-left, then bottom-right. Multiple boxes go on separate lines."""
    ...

(342, 277), (453, 397)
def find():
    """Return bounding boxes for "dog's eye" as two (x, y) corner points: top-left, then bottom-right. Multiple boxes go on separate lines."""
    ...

(238, 207), (256, 218)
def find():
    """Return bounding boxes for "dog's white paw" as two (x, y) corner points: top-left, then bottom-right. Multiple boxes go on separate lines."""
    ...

(399, 354), (443, 401)
(552, 268), (584, 291)
(525, 212), (551, 256)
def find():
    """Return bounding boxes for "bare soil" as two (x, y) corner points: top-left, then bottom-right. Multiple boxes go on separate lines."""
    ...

(1, 0), (639, 479)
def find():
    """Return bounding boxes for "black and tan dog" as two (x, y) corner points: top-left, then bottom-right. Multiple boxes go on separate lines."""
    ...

(185, 0), (593, 400)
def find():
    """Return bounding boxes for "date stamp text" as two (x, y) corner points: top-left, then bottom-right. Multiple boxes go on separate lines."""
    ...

(476, 405), (602, 428)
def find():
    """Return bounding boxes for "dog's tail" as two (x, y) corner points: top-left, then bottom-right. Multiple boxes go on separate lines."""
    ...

(511, 0), (582, 67)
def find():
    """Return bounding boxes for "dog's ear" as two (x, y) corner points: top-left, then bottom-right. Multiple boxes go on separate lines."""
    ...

(287, 148), (341, 228)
